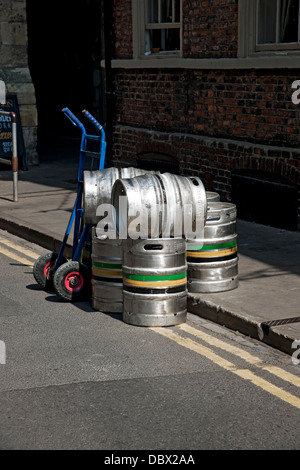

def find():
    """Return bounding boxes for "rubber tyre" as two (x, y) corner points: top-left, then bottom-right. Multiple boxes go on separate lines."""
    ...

(53, 261), (91, 301)
(33, 252), (68, 289)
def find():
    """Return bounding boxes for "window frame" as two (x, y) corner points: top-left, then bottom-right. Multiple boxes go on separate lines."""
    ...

(132, 0), (183, 59)
(239, 0), (300, 57)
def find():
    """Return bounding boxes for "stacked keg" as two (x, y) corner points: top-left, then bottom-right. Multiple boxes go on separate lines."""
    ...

(122, 237), (187, 327)
(111, 172), (207, 239)
(86, 167), (156, 314)
(111, 172), (208, 327)
(187, 201), (238, 293)
(83, 167), (155, 226)
(91, 228), (123, 313)
(206, 191), (220, 203)
(84, 166), (239, 326)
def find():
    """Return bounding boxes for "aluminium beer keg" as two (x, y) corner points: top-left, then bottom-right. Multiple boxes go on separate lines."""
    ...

(112, 172), (207, 239)
(83, 167), (155, 226)
(187, 202), (238, 293)
(206, 191), (220, 202)
(91, 229), (123, 313)
(122, 237), (187, 327)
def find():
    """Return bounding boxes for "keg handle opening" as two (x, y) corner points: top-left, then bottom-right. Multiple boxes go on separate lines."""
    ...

(190, 178), (199, 186)
(207, 207), (221, 222)
(144, 244), (163, 251)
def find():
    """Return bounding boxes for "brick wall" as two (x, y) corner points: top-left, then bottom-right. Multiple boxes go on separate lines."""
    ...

(114, 68), (300, 148)
(114, 0), (133, 59)
(113, 125), (300, 199)
(112, 0), (300, 229)
(182, 0), (238, 58)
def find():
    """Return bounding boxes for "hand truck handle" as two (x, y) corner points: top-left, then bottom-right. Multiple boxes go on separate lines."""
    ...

(62, 107), (85, 131)
(82, 109), (104, 134)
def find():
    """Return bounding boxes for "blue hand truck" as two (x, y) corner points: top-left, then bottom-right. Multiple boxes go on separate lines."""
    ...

(33, 108), (106, 301)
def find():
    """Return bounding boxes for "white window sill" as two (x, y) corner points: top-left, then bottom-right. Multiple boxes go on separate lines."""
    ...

(101, 56), (300, 69)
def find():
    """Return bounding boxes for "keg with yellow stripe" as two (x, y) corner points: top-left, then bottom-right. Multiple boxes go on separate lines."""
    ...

(122, 238), (187, 327)
(187, 202), (238, 293)
(91, 229), (123, 313)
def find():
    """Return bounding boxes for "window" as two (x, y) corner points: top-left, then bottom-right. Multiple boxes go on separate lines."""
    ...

(257, 0), (300, 49)
(132, 0), (182, 58)
(239, 0), (300, 56)
(145, 0), (181, 54)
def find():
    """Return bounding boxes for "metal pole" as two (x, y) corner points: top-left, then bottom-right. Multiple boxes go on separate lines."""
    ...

(103, 0), (115, 167)
(11, 113), (18, 202)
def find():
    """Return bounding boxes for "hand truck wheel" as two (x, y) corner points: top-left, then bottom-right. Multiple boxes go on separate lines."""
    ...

(33, 252), (68, 289)
(53, 261), (91, 301)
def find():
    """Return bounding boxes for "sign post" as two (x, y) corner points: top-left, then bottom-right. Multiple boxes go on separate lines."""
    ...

(0, 110), (18, 201)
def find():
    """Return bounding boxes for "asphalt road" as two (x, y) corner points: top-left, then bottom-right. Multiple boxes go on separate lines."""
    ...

(0, 229), (300, 454)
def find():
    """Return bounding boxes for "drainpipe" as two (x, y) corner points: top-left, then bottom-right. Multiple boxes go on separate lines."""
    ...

(103, 0), (115, 167)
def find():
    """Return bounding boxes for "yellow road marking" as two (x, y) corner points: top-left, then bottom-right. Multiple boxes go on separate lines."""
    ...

(0, 236), (39, 260)
(0, 245), (35, 267)
(151, 327), (300, 410)
(180, 323), (300, 388)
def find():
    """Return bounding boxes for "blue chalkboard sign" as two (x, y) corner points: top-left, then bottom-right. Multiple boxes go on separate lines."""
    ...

(0, 94), (27, 170)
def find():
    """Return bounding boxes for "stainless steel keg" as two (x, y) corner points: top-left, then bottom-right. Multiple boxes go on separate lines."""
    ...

(111, 172), (207, 239)
(122, 237), (187, 327)
(83, 167), (154, 225)
(206, 191), (220, 202)
(91, 229), (123, 313)
(187, 202), (238, 293)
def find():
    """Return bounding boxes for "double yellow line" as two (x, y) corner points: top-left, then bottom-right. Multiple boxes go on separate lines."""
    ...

(0, 236), (39, 267)
(1, 235), (299, 410)
(151, 323), (300, 410)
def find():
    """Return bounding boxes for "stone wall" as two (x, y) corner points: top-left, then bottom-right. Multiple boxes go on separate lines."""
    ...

(0, 0), (38, 165)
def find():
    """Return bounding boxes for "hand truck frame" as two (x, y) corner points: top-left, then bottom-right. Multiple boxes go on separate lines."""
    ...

(33, 108), (106, 301)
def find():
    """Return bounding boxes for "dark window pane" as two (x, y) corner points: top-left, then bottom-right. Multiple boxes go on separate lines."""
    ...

(258, 0), (299, 44)
(174, 0), (180, 22)
(147, 0), (158, 23)
(164, 28), (180, 50)
(280, 0), (299, 42)
(258, 0), (277, 44)
(147, 28), (180, 51)
(161, 0), (173, 22)
(149, 29), (162, 49)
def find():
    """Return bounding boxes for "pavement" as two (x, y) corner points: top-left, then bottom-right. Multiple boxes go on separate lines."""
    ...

(0, 137), (300, 356)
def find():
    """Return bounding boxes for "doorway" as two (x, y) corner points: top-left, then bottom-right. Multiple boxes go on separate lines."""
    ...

(26, 0), (104, 155)
(231, 169), (298, 231)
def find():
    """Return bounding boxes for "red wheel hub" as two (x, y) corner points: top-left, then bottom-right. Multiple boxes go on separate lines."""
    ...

(64, 271), (84, 292)
(44, 262), (54, 281)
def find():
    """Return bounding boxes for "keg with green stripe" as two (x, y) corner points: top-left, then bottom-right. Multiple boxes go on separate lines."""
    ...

(91, 229), (123, 313)
(187, 202), (238, 293)
(122, 237), (187, 327)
